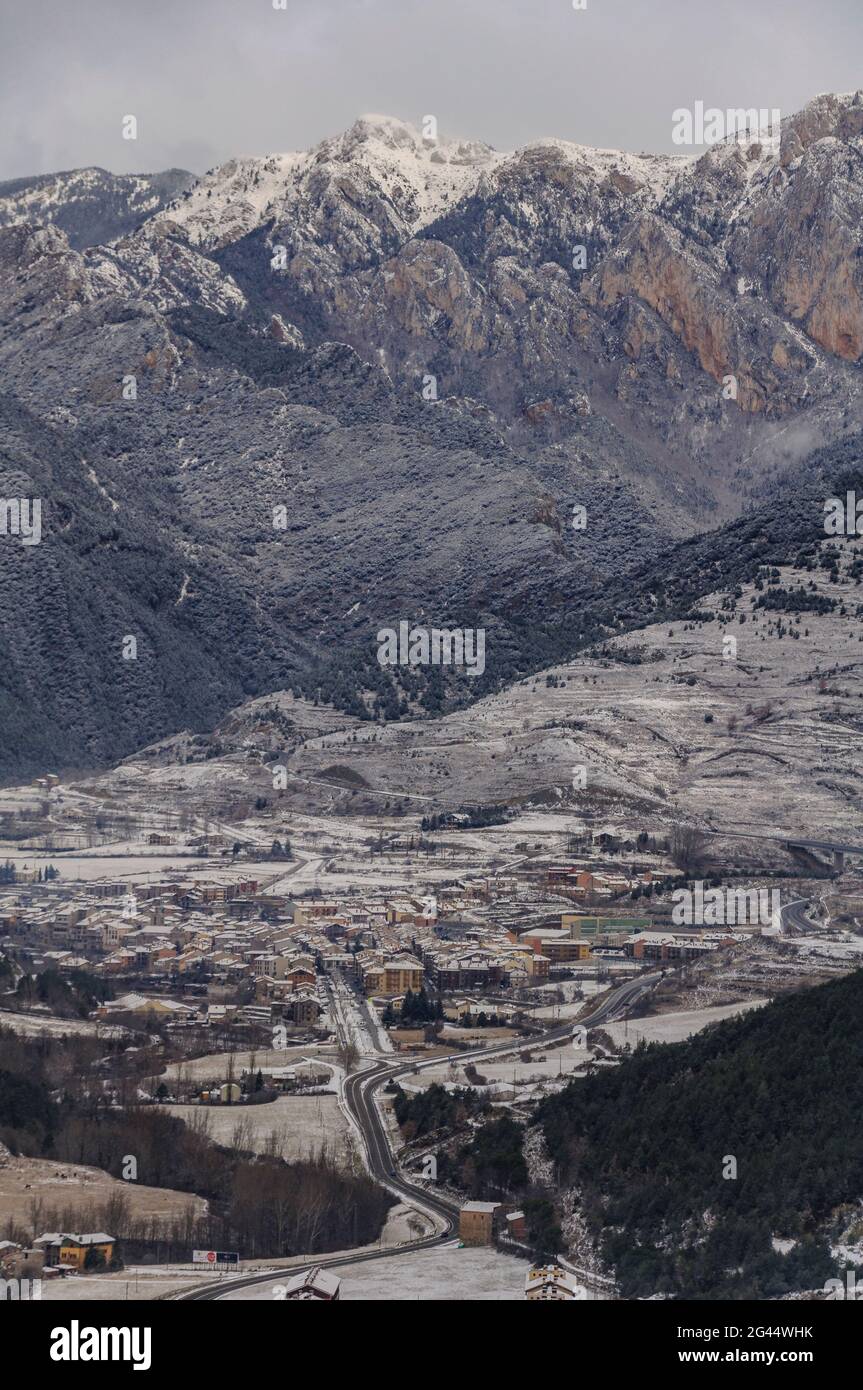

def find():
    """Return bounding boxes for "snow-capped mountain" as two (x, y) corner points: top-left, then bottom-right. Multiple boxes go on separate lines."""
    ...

(0, 166), (195, 249)
(165, 115), (502, 249)
(1, 96), (863, 779)
(151, 98), (863, 481)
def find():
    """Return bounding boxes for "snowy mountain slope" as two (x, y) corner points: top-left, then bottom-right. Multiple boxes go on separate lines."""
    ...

(103, 513), (863, 848)
(147, 100), (863, 515)
(10, 103), (862, 503)
(164, 115), (502, 250)
(0, 166), (195, 249)
(2, 96), (863, 778)
(0, 207), (680, 779)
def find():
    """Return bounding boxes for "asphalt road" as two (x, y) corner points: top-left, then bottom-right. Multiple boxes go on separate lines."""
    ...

(342, 968), (662, 1225)
(780, 897), (818, 934)
(176, 837), (837, 1302)
(177, 968), (661, 1301)
(784, 837), (863, 855)
(715, 829), (863, 859)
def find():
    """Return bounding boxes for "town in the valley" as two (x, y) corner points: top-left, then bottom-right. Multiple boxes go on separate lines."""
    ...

(2, 759), (861, 1302)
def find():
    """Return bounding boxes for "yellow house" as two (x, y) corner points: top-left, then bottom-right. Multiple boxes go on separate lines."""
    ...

(36, 1233), (115, 1270)
(61, 1234), (114, 1269)
(385, 900), (417, 924)
(561, 912), (588, 934)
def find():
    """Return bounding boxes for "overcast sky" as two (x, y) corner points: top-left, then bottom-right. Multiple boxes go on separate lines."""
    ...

(1, 0), (861, 180)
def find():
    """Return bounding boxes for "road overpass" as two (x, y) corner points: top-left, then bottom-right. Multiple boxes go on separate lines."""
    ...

(715, 828), (863, 873)
(783, 837), (863, 872)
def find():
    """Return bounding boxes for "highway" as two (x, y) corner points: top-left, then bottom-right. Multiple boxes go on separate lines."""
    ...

(783, 837), (863, 856)
(345, 967), (662, 1220)
(780, 896), (818, 935)
(177, 968), (660, 1300)
(714, 828), (863, 860)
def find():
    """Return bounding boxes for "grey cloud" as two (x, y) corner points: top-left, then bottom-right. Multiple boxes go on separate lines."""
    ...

(0, 0), (860, 178)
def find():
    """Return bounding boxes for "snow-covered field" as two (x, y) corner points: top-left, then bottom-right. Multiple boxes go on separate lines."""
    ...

(0, 851), (196, 880)
(163, 1044), (339, 1083)
(530, 999), (592, 1022)
(0, 850), (300, 884)
(605, 999), (769, 1047)
(404, 1044), (594, 1088)
(0, 1008), (124, 1038)
(792, 937), (863, 962)
(222, 1242), (574, 1301)
(0, 1156), (205, 1228)
(40, 1271), (204, 1302)
(159, 1095), (352, 1166)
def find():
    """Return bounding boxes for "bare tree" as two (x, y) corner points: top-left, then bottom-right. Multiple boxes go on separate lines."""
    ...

(669, 826), (710, 873)
(229, 1115), (254, 1153)
(28, 1196), (44, 1241)
(337, 1041), (359, 1075)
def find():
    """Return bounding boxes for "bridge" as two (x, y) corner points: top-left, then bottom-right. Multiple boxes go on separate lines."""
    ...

(784, 838), (863, 872)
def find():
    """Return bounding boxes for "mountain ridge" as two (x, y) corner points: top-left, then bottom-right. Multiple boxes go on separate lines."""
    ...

(0, 94), (862, 779)
(0, 166), (195, 250)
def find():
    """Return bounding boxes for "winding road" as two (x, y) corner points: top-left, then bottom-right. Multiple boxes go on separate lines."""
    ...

(177, 968), (661, 1300)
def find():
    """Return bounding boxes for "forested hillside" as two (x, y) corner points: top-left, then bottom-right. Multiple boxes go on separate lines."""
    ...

(534, 969), (863, 1299)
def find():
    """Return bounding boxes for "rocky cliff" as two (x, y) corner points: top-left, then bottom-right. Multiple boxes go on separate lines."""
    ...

(0, 97), (862, 778)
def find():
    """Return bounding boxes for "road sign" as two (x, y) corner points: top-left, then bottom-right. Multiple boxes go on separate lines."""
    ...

(192, 1250), (239, 1265)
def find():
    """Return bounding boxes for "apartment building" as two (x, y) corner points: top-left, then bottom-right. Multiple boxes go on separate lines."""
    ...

(520, 929), (591, 962)
(362, 955), (424, 996)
